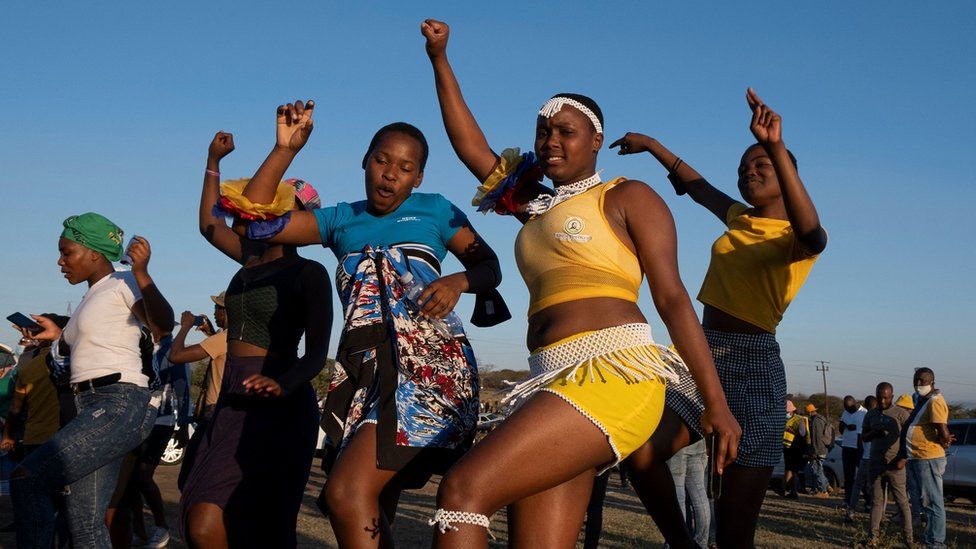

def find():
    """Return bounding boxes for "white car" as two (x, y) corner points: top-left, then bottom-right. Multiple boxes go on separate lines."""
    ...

(946, 419), (976, 503)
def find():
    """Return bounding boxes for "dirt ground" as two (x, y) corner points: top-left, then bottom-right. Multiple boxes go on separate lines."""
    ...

(2, 461), (974, 548)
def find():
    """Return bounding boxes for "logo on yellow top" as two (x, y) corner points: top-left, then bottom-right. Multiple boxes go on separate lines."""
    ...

(556, 216), (591, 242)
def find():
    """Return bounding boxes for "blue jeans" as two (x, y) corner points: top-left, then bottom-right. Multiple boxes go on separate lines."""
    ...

(11, 382), (154, 549)
(667, 439), (710, 548)
(908, 457), (947, 548)
(807, 456), (829, 493)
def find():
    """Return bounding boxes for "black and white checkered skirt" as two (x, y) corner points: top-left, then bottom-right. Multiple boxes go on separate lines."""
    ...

(665, 328), (787, 468)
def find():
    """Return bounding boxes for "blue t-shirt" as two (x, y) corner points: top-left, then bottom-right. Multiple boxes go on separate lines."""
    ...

(313, 193), (467, 262)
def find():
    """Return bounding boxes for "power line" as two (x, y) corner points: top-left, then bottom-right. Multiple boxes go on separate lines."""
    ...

(816, 361), (830, 418)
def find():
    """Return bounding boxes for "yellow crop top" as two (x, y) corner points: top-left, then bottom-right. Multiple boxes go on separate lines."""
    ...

(515, 179), (643, 316)
(697, 203), (821, 333)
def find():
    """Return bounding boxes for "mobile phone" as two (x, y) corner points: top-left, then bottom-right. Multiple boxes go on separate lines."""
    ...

(192, 315), (205, 327)
(706, 433), (722, 500)
(7, 312), (41, 333)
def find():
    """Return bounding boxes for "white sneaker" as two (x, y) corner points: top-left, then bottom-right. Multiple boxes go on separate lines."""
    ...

(144, 526), (171, 548)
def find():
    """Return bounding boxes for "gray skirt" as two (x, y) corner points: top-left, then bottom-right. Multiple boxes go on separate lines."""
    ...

(665, 328), (787, 468)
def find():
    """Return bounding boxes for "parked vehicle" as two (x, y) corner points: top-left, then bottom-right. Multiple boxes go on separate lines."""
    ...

(946, 418), (976, 503)
(770, 438), (844, 492)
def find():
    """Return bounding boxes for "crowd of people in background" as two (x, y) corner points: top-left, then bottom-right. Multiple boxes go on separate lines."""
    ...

(0, 17), (963, 549)
(778, 368), (954, 548)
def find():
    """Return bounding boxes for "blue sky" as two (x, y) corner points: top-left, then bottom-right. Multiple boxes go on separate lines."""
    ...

(1, 3), (974, 403)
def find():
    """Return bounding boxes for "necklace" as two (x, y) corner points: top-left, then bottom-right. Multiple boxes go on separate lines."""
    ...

(524, 172), (603, 216)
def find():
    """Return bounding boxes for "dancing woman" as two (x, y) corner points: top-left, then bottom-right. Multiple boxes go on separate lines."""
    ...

(421, 20), (739, 547)
(612, 88), (827, 547)
(11, 214), (172, 548)
(234, 101), (504, 547)
(179, 131), (333, 548)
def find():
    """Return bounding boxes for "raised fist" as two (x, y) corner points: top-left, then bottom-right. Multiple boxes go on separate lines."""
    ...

(422, 19), (450, 58)
(209, 131), (235, 161)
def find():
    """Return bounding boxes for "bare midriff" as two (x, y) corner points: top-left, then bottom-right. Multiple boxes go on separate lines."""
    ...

(228, 340), (284, 358)
(526, 297), (647, 351)
(701, 305), (769, 335)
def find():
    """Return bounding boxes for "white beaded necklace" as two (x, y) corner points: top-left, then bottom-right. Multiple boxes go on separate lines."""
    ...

(524, 172), (603, 216)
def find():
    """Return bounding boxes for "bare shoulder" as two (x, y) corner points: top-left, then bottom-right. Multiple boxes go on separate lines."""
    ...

(606, 179), (671, 217)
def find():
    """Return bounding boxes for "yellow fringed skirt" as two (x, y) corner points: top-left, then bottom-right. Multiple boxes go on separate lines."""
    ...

(505, 323), (682, 470)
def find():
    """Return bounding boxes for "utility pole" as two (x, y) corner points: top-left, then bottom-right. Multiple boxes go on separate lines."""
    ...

(817, 361), (830, 418)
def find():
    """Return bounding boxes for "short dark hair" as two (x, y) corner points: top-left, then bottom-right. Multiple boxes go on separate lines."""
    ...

(914, 367), (935, 380)
(876, 382), (893, 393)
(551, 93), (604, 132)
(361, 122), (429, 172)
(864, 395), (878, 408)
(745, 142), (798, 169)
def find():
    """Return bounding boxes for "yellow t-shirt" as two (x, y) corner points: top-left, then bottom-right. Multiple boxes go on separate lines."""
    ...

(906, 393), (949, 460)
(697, 203), (821, 333)
(18, 350), (60, 445)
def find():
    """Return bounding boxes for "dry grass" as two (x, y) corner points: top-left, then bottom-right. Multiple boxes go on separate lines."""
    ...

(2, 461), (974, 547)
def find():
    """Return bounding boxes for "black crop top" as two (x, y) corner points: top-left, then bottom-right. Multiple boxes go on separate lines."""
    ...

(224, 254), (332, 394)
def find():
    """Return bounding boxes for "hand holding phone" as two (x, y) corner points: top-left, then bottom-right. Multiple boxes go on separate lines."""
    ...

(706, 433), (722, 500)
(7, 312), (41, 334)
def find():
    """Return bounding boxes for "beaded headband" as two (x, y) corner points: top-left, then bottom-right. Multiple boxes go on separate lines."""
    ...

(538, 97), (603, 134)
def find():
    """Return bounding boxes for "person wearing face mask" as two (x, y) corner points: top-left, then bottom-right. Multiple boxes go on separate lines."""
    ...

(901, 367), (951, 548)
(839, 395), (868, 509)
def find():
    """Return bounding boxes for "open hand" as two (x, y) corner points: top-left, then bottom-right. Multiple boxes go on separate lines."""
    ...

(421, 19), (450, 58)
(242, 374), (283, 398)
(746, 88), (782, 145)
(609, 132), (654, 155)
(700, 402), (742, 474)
(276, 100), (315, 152)
(208, 131), (235, 161)
(418, 274), (465, 319)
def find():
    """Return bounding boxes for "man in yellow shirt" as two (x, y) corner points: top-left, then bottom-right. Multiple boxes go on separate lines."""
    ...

(902, 367), (951, 548)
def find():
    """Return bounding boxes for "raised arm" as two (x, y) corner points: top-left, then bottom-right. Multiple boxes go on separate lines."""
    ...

(610, 180), (741, 472)
(125, 237), (175, 340)
(231, 103), (322, 246)
(201, 132), (249, 263)
(168, 311), (214, 364)
(242, 100), (314, 204)
(611, 133), (736, 223)
(746, 88), (827, 255)
(422, 19), (499, 182)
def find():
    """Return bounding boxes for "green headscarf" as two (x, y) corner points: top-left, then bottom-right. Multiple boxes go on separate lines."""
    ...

(61, 212), (125, 262)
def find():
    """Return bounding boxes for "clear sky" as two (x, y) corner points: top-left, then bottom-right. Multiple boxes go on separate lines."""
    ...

(1, 3), (974, 403)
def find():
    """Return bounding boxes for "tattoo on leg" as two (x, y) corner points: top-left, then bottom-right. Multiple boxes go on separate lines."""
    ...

(364, 517), (381, 539)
